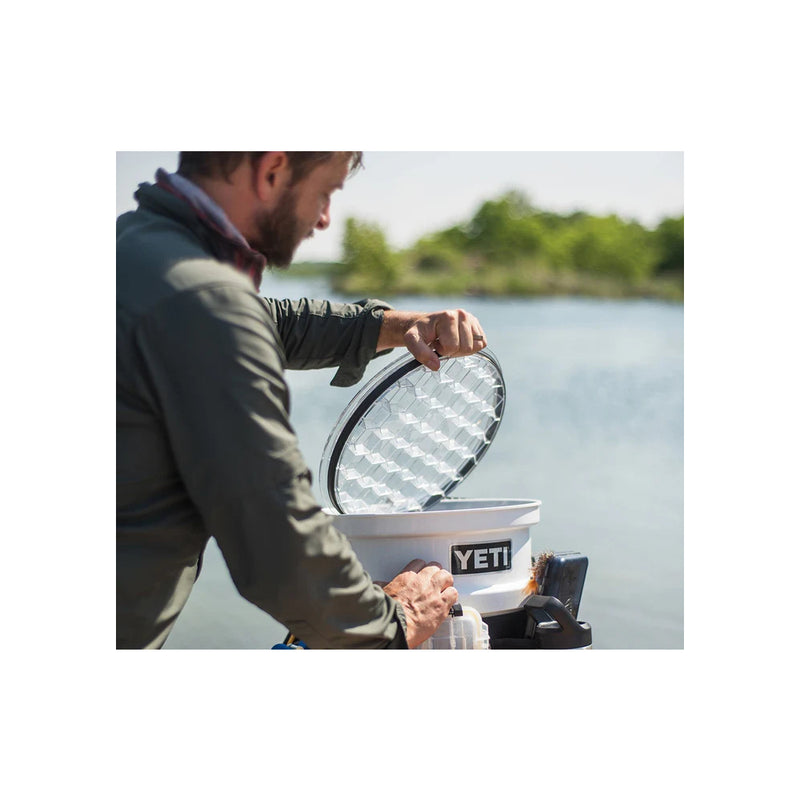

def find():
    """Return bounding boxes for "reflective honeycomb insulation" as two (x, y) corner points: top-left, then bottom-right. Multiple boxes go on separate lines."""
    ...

(321, 352), (505, 514)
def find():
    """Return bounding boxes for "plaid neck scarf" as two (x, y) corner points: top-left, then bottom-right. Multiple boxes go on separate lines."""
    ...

(154, 168), (266, 290)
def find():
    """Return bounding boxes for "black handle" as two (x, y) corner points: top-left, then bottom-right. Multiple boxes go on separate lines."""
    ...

(523, 595), (592, 649)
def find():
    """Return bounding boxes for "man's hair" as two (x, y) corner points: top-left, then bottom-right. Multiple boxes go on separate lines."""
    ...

(177, 151), (364, 185)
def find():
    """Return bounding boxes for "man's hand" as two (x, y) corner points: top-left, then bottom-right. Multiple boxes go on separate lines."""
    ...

(381, 559), (458, 648)
(377, 309), (487, 371)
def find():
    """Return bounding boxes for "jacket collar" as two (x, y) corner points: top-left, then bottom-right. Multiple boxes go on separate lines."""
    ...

(134, 170), (266, 290)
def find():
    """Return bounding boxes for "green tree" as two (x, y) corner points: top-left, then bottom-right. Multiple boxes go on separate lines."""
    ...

(466, 190), (547, 263)
(411, 234), (464, 272)
(431, 224), (470, 252)
(567, 215), (659, 282)
(654, 216), (684, 274)
(330, 192), (682, 300)
(337, 217), (401, 293)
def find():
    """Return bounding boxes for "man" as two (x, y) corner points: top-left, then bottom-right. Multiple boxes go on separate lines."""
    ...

(117, 151), (488, 649)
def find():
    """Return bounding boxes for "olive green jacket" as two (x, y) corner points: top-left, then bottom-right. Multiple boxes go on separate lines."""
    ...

(117, 182), (407, 649)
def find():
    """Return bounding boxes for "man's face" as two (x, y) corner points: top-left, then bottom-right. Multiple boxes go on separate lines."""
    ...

(250, 155), (350, 268)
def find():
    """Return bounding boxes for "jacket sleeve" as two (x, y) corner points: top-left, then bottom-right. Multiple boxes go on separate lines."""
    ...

(134, 283), (408, 649)
(259, 296), (394, 387)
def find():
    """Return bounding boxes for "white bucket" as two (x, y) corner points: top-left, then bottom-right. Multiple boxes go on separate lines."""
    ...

(327, 497), (540, 617)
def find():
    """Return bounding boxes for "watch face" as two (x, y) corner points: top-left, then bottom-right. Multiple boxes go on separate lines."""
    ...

(320, 350), (506, 515)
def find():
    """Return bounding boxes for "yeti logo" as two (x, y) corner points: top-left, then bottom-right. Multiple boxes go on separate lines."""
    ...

(450, 540), (512, 575)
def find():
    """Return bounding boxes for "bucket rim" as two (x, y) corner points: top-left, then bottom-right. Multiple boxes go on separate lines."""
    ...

(323, 496), (541, 520)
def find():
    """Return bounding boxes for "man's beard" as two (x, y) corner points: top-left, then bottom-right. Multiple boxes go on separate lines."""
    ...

(250, 186), (306, 269)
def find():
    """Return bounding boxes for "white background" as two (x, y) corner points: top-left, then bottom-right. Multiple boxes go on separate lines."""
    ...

(3, 1), (797, 798)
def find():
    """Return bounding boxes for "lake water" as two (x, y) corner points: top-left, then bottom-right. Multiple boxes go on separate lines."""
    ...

(165, 276), (684, 650)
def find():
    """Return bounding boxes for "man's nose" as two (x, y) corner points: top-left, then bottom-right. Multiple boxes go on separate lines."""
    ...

(316, 201), (331, 231)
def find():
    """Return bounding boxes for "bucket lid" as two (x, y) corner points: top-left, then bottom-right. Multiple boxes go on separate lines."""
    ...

(320, 349), (506, 514)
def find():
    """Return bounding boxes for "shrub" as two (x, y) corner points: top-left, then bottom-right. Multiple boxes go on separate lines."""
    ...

(339, 217), (401, 292)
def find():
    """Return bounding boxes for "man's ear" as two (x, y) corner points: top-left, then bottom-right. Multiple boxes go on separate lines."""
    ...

(252, 152), (291, 205)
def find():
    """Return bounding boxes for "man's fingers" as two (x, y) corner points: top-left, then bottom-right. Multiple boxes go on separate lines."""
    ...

(383, 559), (460, 647)
(430, 567), (454, 591)
(413, 562), (454, 593)
(399, 558), (428, 573)
(462, 312), (488, 352)
(430, 310), (486, 357)
(432, 310), (461, 355)
(417, 561), (444, 577)
(458, 314), (474, 353)
(474, 319), (488, 349)
(402, 309), (488, 366)
(403, 328), (440, 370)
(397, 560), (452, 591)
(441, 586), (459, 608)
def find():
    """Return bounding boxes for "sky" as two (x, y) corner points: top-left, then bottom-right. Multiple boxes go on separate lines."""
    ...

(116, 151), (683, 262)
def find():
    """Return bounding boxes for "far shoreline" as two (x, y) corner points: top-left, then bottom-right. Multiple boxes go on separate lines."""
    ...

(277, 261), (684, 303)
